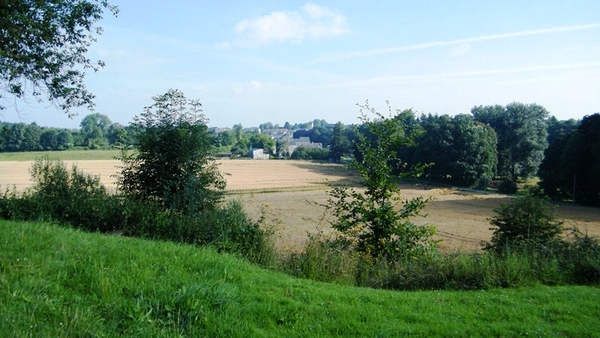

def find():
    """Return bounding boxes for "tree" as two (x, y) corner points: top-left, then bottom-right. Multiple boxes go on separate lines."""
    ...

(415, 114), (497, 187)
(483, 191), (564, 254)
(538, 113), (600, 206)
(80, 113), (111, 147)
(472, 103), (549, 180)
(249, 133), (275, 154)
(56, 130), (74, 150)
(329, 122), (350, 162)
(118, 89), (225, 213)
(1, 0), (118, 116)
(40, 129), (58, 150)
(326, 102), (437, 261)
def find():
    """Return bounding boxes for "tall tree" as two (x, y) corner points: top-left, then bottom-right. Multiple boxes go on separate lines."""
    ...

(118, 89), (225, 213)
(1, 0), (118, 116)
(80, 113), (111, 147)
(472, 102), (549, 180)
(538, 113), (600, 206)
(329, 122), (350, 163)
(416, 114), (497, 187)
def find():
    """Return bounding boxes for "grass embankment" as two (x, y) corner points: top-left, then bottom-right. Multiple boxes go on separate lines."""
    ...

(0, 149), (121, 161)
(2, 220), (599, 337)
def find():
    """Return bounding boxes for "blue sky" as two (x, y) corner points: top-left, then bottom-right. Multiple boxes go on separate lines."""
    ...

(5, 0), (600, 128)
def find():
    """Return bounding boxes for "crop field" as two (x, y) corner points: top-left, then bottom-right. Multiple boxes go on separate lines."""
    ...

(1, 159), (599, 252)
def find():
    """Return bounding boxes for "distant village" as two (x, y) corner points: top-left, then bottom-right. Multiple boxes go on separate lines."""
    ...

(209, 119), (340, 160)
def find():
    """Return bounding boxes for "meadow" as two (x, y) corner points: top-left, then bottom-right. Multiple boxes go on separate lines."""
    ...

(1, 155), (599, 253)
(2, 220), (599, 336)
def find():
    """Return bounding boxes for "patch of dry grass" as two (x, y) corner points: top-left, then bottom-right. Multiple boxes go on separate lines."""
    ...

(2, 159), (599, 253)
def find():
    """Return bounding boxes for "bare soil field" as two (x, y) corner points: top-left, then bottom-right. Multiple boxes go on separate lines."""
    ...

(1, 159), (599, 252)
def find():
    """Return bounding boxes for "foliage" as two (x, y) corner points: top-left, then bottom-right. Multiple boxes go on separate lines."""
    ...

(249, 133), (275, 154)
(329, 122), (351, 162)
(290, 145), (329, 160)
(117, 89), (225, 213)
(538, 113), (600, 206)
(0, 0), (118, 116)
(546, 116), (579, 147)
(483, 190), (564, 254)
(472, 102), (549, 180)
(80, 113), (112, 147)
(326, 102), (437, 261)
(415, 114), (497, 187)
(497, 178), (518, 194)
(0, 157), (273, 262)
(1, 119), (132, 152)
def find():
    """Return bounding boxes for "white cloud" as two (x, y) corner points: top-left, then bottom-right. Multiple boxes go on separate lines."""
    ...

(233, 3), (347, 46)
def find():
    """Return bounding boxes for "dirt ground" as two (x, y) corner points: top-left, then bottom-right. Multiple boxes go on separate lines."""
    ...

(1, 159), (599, 253)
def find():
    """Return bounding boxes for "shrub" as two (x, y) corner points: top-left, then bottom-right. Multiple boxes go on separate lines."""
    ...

(497, 179), (518, 194)
(483, 190), (563, 255)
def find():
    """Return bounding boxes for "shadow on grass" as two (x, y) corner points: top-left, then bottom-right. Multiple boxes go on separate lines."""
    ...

(286, 160), (361, 187)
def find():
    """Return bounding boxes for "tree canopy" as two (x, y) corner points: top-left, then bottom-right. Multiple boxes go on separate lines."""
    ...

(415, 114), (497, 187)
(0, 0), (117, 116)
(472, 102), (549, 180)
(118, 89), (225, 213)
(538, 113), (600, 206)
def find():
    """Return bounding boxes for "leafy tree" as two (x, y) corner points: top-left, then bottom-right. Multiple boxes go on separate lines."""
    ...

(1, 123), (24, 151)
(249, 133), (275, 154)
(21, 123), (42, 151)
(232, 123), (243, 143)
(56, 130), (74, 150)
(483, 191), (564, 254)
(106, 122), (128, 146)
(1, 0), (118, 116)
(546, 116), (579, 147)
(118, 89), (225, 213)
(214, 129), (237, 148)
(539, 113), (600, 206)
(415, 114), (497, 187)
(326, 102), (437, 261)
(80, 113), (111, 147)
(290, 146), (329, 160)
(329, 122), (351, 162)
(40, 129), (58, 150)
(472, 102), (549, 180)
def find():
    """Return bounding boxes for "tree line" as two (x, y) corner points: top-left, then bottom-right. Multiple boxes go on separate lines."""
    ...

(0, 113), (133, 151)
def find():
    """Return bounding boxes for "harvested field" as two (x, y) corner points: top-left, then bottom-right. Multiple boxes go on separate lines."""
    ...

(1, 159), (599, 252)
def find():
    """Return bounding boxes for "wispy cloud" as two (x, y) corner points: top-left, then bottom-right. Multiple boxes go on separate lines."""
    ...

(320, 62), (600, 88)
(305, 23), (600, 65)
(230, 3), (347, 47)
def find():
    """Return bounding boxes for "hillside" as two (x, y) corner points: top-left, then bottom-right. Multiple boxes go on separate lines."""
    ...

(1, 220), (599, 336)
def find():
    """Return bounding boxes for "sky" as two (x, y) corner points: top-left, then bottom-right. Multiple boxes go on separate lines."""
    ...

(4, 0), (600, 129)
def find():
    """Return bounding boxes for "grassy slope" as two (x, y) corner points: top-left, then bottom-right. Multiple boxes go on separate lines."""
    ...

(1, 220), (599, 337)
(0, 149), (121, 161)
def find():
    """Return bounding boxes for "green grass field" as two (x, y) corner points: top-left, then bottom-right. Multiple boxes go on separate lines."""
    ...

(1, 220), (599, 337)
(0, 149), (122, 161)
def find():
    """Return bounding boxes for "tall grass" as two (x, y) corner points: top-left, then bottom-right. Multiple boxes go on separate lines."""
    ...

(280, 230), (600, 290)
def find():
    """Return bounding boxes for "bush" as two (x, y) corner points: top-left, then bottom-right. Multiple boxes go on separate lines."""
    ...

(483, 190), (563, 255)
(0, 158), (273, 263)
(497, 179), (518, 194)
